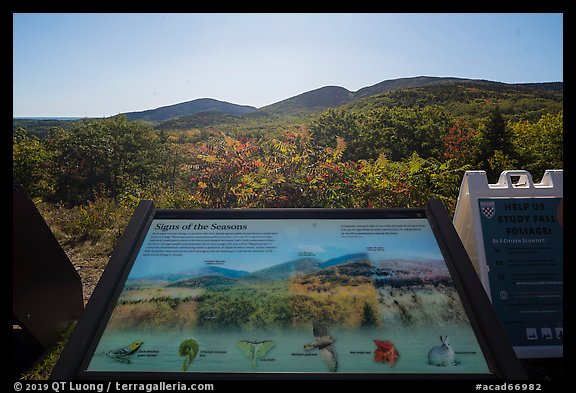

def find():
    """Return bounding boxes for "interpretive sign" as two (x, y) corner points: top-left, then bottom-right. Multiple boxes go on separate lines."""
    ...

(453, 170), (563, 359)
(51, 200), (526, 379)
(478, 198), (563, 349)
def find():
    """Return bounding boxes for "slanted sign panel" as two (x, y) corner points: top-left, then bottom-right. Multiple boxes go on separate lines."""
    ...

(84, 216), (491, 374)
(478, 198), (563, 349)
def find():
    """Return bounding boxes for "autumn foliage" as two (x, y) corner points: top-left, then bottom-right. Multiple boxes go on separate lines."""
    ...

(13, 107), (562, 244)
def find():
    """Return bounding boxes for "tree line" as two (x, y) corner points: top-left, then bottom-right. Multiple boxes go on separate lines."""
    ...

(13, 106), (563, 216)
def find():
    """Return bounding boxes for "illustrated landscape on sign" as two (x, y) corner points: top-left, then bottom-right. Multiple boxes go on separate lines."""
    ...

(107, 253), (464, 331)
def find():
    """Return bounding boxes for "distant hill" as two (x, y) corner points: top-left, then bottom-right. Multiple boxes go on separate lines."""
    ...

(511, 82), (563, 92)
(352, 76), (471, 99)
(148, 76), (527, 122)
(15, 76), (562, 133)
(321, 253), (370, 268)
(246, 258), (323, 281)
(257, 76), (484, 116)
(254, 76), (562, 117)
(155, 111), (243, 130)
(245, 253), (372, 281)
(13, 118), (81, 136)
(303, 260), (375, 286)
(122, 98), (257, 122)
(168, 275), (237, 288)
(136, 266), (250, 282)
(345, 80), (563, 123)
(259, 86), (353, 115)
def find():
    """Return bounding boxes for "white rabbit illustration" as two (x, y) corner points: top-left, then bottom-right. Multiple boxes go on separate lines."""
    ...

(427, 335), (455, 366)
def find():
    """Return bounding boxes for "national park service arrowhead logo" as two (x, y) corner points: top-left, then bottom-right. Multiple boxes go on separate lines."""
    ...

(480, 201), (496, 219)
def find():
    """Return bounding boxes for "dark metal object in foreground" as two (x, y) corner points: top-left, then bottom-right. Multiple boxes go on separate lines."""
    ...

(12, 185), (84, 376)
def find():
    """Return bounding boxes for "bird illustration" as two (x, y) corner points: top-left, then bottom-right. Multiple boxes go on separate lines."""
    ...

(106, 341), (143, 363)
(179, 338), (199, 371)
(236, 340), (275, 367)
(304, 321), (337, 372)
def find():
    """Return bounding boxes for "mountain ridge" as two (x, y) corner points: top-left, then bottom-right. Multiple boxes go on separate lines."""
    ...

(129, 253), (373, 285)
(119, 76), (562, 123)
(258, 85), (353, 115)
(353, 76), (471, 98)
(123, 97), (257, 122)
(130, 265), (250, 282)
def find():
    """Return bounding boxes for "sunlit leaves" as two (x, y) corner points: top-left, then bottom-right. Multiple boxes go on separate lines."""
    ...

(510, 111), (563, 181)
(13, 128), (56, 198)
(13, 108), (562, 213)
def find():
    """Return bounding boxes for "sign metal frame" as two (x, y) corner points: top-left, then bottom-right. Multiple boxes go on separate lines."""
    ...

(51, 199), (526, 379)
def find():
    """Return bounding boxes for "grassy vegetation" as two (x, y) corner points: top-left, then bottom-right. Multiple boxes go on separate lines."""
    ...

(377, 284), (469, 328)
(107, 299), (200, 330)
(19, 322), (76, 380)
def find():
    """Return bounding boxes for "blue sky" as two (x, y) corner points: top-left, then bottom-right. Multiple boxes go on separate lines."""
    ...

(13, 13), (563, 118)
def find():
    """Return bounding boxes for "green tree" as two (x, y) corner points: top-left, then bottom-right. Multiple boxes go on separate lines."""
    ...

(511, 111), (563, 180)
(13, 128), (55, 198)
(478, 106), (517, 181)
(48, 116), (164, 204)
(361, 302), (378, 327)
(311, 106), (452, 162)
(309, 109), (361, 160)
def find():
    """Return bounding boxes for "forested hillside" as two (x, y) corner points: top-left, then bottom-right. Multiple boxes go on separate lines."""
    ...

(14, 80), (563, 212)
